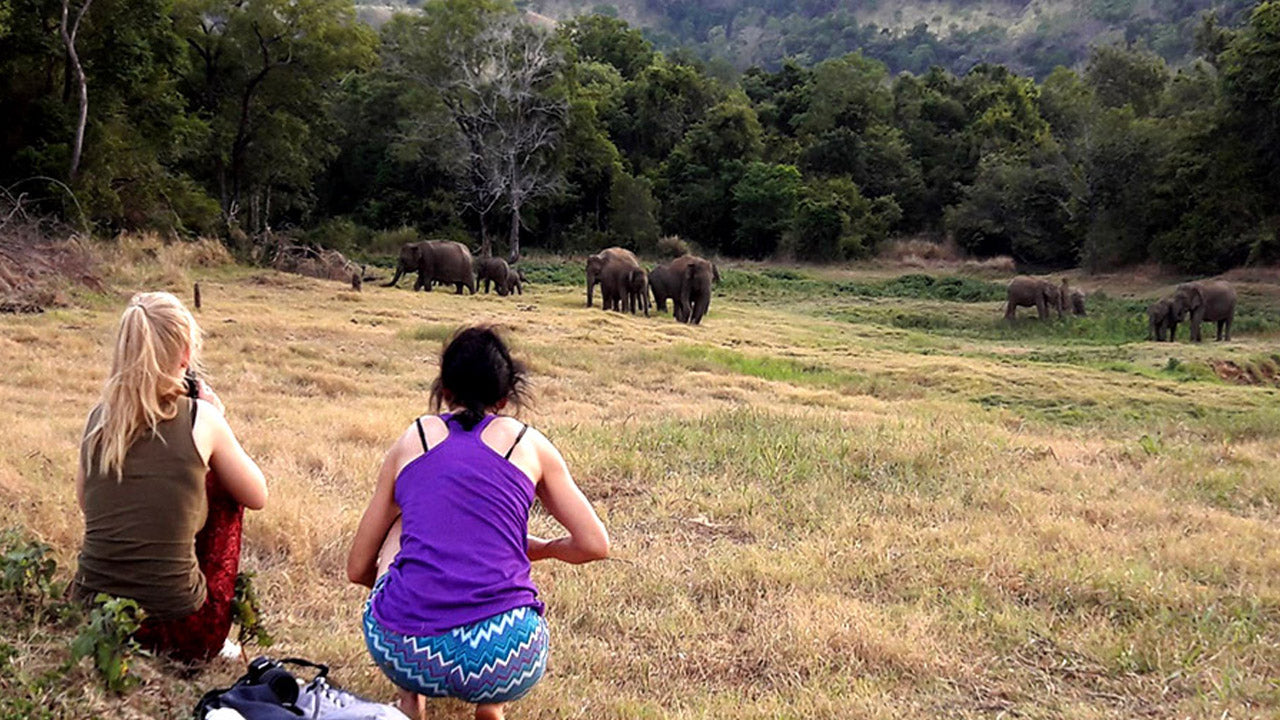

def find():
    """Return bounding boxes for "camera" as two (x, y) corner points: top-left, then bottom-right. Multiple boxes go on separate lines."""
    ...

(246, 656), (301, 704)
(184, 368), (200, 399)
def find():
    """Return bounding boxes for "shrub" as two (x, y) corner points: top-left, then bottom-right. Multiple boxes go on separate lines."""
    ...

(657, 235), (690, 258)
(71, 595), (144, 694)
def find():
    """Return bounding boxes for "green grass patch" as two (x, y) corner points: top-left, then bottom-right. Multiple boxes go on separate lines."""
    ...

(667, 345), (877, 396)
(718, 269), (1006, 303)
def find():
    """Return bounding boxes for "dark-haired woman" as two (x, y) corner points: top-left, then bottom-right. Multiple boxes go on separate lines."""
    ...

(347, 327), (609, 720)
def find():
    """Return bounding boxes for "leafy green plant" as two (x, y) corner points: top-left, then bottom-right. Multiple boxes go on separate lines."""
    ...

(71, 595), (144, 693)
(0, 530), (57, 602)
(233, 571), (273, 648)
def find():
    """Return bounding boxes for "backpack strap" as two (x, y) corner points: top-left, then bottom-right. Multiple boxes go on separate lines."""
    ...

(503, 424), (529, 461)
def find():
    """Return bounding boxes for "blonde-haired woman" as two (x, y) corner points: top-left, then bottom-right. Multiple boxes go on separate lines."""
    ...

(74, 291), (267, 663)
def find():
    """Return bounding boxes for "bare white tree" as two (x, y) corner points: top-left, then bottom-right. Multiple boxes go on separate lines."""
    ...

(60, 0), (94, 181)
(434, 16), (567, 261)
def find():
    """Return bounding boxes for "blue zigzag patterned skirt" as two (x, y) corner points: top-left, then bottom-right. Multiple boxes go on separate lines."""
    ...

(362, 578), (549, 704)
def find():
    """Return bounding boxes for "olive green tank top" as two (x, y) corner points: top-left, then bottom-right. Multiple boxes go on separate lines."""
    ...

(75, 397), (209, 619)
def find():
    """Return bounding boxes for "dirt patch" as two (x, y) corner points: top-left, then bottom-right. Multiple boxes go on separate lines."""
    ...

(1210, 359), (1280, 386)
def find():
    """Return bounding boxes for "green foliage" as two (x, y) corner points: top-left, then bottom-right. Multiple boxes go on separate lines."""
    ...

(70, 595), (144, 694)
(731, 162), (800, 259)
(2, 0), (1277, 272)
(232, 571), (273, 648)
(793, 177), (898, 260)
(172, 0), (379, 231)
(1086, 44), (1171, 116)
(608, 171), (660, 248)
(563, 14), (655, 79)
(0, 531), (57, 604)
(946, 145), (1082, 266)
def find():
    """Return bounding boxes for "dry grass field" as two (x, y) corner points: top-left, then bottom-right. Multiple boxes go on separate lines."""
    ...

(2, 239), (1280, 719)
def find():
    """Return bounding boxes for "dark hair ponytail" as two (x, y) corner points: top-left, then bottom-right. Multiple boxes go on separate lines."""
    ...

(430, 326), (528, 430)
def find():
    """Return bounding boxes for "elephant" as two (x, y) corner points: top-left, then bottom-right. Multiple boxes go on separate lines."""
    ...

(586, 247), (640, 310)
(417, 240), (477, 294)
(669, 254), (715, 325)
(1061, 279), (1086, 316)
(1147, 298), (1178, 342)
(626, 268), (651, 317)
(383, 241), (429, 289)
(1069, 288), (1086, 316)
(648, 262), (681, 314)
(1171, 280), (1236, 342)
(1005, 276), (1064, 321)
(475, 256), (521, 295)
(500, 266), (525, 296)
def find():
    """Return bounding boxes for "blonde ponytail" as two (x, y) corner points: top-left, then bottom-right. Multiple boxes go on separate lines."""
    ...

(86, 292), (202, 481)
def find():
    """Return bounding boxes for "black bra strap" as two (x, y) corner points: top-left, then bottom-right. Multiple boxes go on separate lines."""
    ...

(503, 423), (529, 460)
(415, 417), (429, 453)
(190, 397), (199, 427)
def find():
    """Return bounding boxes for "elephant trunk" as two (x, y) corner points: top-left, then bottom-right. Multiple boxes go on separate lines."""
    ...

(383, 265), (403, 287)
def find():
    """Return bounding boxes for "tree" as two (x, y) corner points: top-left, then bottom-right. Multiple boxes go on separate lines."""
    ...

(1085, 43), (1170, 117)
(731, 162), (800, 258)
(657, 97), (763, 252)
(562, 14), (655, 80)
(387, 4), (567, 261)
(173, 0), (377, 233)
(946, 144), (1082, 266)
(59, 0), (92, 180)
(1220, 2), (1280, 195)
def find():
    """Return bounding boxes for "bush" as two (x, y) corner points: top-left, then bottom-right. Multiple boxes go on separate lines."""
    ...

(1246, 226), (1280, 266)
(303, 218), (372, 255)
(657, 235), (690, 258)
(368, 226), (421, 258)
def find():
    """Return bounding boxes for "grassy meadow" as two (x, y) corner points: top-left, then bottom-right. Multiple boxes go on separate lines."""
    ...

(2, 243), (1280, 719)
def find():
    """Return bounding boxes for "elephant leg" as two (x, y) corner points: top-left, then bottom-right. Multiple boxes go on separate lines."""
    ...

(1036, 298), (1047, 321)
(1005, 302), (1016, 321)
(1224, 317), (1232, 341)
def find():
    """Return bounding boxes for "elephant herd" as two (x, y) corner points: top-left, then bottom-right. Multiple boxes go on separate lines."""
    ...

(1006, 274), (1238, 343)
(382, 241), (523, 296)
(381, 241), (719, 325)
(586, 247), (718, 325)
(1146, 280), (1236, 342)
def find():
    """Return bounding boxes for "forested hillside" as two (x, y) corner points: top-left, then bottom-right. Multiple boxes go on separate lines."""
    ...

(507, 0), (1260, 77)
(2, 0), (1278, 272)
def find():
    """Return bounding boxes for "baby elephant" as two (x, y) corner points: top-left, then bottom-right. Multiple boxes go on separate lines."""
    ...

(1147, 298), (1178, 341)
(475, 257), (524, 296)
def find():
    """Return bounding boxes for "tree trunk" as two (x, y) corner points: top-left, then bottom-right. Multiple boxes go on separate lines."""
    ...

(506, 205), (521, 265)
(60, 0), (93, 182)
(479, 213), (492, 257)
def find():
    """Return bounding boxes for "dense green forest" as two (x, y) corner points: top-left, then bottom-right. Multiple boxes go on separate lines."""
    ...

(514, 0), (1260, 79)
(1, 0), (1278, 271)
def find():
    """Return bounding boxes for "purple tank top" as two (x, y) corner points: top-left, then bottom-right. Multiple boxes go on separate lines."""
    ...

(371, 414), (543, 636)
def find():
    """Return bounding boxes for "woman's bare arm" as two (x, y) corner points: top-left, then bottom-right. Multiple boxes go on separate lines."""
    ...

(347, 428), (414, 588)
(195, 399), (268, 510)
(527, 430), (609, 564)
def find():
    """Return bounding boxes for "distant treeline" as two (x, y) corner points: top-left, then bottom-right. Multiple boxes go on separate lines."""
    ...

(1, 0), (1277, 271)
(554, 0), (1260, 80)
